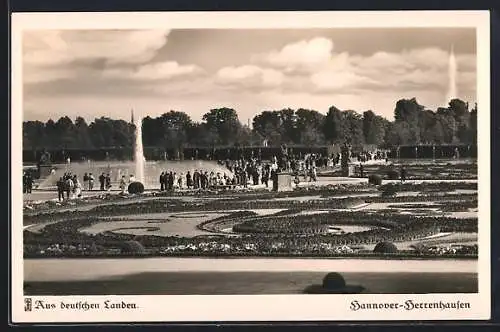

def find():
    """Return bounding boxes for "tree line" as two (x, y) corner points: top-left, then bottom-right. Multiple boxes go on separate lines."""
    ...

(23, 98), (477, 151)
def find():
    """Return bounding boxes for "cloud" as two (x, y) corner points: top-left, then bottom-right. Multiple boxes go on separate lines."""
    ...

(103, 61), (204, 81)
(215, 65), (284, 89)
(250, 37), (475, 98)
(23, 29), (205, 86)
(23, 30), (170, 67)
(253, 37), (334, 73)
(310, 70), (380, 92)
(23, 67), (75, 84)
(22, 32), (477, 123)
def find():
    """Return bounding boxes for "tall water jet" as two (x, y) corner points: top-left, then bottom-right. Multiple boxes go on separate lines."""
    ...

(132, 109), (146, 184)
(446, 44), (458, 105)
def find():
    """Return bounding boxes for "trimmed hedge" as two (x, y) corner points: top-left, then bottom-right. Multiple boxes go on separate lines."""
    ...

(128, 182), (145, 194)
(368, 174), (382, 185)
(373, 241), (398, 254)
(381, 185), (398, 197)
(386, 170), (400, 180)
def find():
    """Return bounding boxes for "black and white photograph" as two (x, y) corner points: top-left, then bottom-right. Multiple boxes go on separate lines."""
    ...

(11, 11), (491, 322)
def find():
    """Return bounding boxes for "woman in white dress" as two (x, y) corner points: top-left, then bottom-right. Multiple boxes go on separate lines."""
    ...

(74, 178), (82, 198)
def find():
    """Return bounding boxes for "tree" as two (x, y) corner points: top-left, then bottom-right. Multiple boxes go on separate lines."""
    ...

(417, 110), (437, 144)
(253, 111), (283, 145)
(44, 119), (57, 148)
(386, 122), (412, 146)
(295, 108), (325, 145)
(252, 109), (297, 145)
(279, 108), (298, 143)
(74, 117), (93, 149)
(142, 116), (162, 147)
(448, 98), (469, 121)
(89, 117), (133, 147)
(448, 98), (470, 143)
(23, 121), (46, 150)
(323, 105), (345, 144)
(158, 111), (193, 148)
(237, 125), (261, 146)
(343, 110), (364, 147)
(393, 98), (424, 144)
(202, 108), (242, 145)
(435, 113), (458, 144)
(469, 103), (477, 145)
(22, 97), (478, 152)
(363, 110), (388, 146)
(111, 119), (134, 147)
(54, 116), (76, 148)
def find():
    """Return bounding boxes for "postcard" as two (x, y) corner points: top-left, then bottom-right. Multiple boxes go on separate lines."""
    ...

(11, 10), (491, 323)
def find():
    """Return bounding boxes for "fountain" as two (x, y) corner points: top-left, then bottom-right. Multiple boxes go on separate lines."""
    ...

(133, 110), (145, 184)
(446, 44), (458, 104)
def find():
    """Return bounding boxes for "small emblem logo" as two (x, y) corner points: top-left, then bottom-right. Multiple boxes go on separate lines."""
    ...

(24, 298), (32, 312)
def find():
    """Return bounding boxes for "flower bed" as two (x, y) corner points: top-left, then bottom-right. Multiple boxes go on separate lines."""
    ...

(365, 193), (477, 203)
(23, 249), (478, 259)
(387, 200), (477, 212)
(24, 197), (366, 225)
(352, 162), (477, 180)
(377, 182), (477, 193)
(24, 208), (477, 259)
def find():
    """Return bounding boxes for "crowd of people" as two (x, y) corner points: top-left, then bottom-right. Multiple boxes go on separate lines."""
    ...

(24, 148), (393, 198)
(54, 171), (125, 201)
(153, 149), (392, 191)
(56, 172), (83, 201)
(355, 150), (388, 163)
(158, 170), (237, 191)
(156, 154), (318, 191)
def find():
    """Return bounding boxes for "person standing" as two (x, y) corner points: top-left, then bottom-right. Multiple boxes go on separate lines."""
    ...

(65, 176), (74, 200)
(159, 171), (165, 191)
(201, 171), (208, 189)
(193, 170), (200, 189)
(168, 172), (174, 191)
(186, 171), (193, 189)
(88, 173), (94, 191)
(105, 174), (111, 191)
(25, 173), (33, 194)
(262, 165), (270, 188)
(177, 173), (183, 189)
(74, 176), (82, 198)
(99, 173), (106, 191)
(242, 169), (248, 188)
(57, 177), (65, 201)
(400, 165), (407, 183)
(23, 172), (27, 193)
(83, 173), (89, 190)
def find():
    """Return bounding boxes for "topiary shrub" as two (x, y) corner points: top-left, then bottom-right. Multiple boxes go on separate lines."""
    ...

(373, 241), (398, 254)
(368, 174), (382, 185)
(121, 240), (146, 254)
(128, 181), (145, 194)
(386, 170), (399, 180)
(381, 184), (398, 197)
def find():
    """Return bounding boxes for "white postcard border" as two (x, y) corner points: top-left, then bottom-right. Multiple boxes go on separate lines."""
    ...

(10, 10), (491, 323)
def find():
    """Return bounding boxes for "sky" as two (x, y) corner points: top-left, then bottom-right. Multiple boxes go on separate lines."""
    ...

(22, 28), (477, 125)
